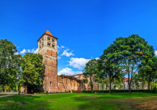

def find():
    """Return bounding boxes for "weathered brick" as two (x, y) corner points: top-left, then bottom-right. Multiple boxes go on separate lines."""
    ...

(47, 50), (57, 57)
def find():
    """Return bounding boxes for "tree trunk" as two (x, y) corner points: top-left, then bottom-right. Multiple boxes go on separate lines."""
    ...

(148, 81), (150, 90)
(109, 78), (111, 94)
(129, 83), (131, 94)
(90, 75), (93, 92)
(18, 83), (20, 95)
(128, 73), (131, 94)
(91, 84), (93, 91)
(106, 83), (107, 90)
(9, 87), (10, 92)
(142, 81), (145, 90)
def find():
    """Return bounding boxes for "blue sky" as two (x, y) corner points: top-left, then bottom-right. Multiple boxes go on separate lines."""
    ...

(0, 0), (157, 76)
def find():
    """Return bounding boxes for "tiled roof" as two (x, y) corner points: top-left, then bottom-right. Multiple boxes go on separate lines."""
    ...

(124, 78), (131, 82)
(37, 30), (58, 42)
(45, 30), (53, 36)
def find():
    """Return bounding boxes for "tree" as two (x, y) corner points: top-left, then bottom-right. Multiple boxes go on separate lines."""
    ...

(83, 59), (98, 91)
(100, 44), (122, 94)
(113, 77), (124, 90)
(0, 39), (18, 90)
(111, 35), (150, 94)
(139, 45), (157, 90)
(21, 53), (44, 93)
(104, 78), (109, 90)
(132, 73), (147, 90)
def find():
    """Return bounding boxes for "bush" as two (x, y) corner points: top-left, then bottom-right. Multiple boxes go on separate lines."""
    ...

(81, 90), (151, 93)
(75, 90), (81, 93)
(72, 90), (76, 93)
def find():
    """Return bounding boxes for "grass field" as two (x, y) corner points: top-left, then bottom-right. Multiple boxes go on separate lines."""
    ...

(0, 94), (7, 96)
(0, 92), (157, 110)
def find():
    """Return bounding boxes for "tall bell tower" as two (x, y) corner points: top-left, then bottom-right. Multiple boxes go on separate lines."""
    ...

(38, 30), (58, 92)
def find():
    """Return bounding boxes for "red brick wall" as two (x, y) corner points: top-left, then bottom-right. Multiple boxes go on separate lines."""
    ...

(47, 50), (57, 57)
(39, 49), (44, 55)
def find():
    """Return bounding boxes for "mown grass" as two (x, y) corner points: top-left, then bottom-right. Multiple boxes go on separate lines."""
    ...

(0, 94), (7, 96)
(0, 92), (157, 110)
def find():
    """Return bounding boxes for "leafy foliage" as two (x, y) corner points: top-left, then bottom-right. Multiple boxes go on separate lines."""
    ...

(21, 53), (44, 91)
(0, 39), (19, 87)
(83, 59), (98, 91)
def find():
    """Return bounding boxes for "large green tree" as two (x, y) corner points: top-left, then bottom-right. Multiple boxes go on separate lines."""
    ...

(83, 59), (98, 91)
(21, 53), (44, 92)
(100, 44), (122, 94)
(111, 35), (150, 94)
(139, 45), (157, 90)
(0, 39), (18, 90)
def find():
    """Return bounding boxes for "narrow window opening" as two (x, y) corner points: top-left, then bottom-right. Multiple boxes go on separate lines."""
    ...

(52, 44), (55, 48)
(47, 37), (50, 40)
(52, 39), (54, 42)
(47, 42), (50, 47)
(50, 82), (52, 86)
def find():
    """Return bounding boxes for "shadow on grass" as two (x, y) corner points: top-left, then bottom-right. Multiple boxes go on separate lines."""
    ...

(0, 95), (51, 110)
(72, 92), (157, 110)
(72, 95), (119, 110)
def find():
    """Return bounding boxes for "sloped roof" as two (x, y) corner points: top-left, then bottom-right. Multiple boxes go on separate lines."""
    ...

(37, 30), (58, 42)
(45, 30), (53, 36)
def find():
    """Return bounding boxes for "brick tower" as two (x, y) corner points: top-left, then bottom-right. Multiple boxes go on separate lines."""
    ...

(38, 30), (58, 92)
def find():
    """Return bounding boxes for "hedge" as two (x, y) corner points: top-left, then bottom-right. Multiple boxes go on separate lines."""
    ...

(81, 90), (153, 93)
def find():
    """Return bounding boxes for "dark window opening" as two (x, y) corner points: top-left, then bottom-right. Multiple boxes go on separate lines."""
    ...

(52, 44), (55, 48)
(47, 37), (50, 40)
(50, 82), (52, 86)
(47, 43), (50, 47)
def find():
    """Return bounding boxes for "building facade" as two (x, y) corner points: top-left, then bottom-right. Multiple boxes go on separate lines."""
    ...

(37, 30), (98, 92)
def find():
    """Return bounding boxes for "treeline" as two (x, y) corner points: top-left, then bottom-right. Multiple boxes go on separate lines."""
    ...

(0, 39), (44, 94)
(83, 34), (157, 94)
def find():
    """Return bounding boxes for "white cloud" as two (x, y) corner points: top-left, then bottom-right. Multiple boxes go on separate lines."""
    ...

(33, 48), (38, 54)
(27, 49), (31, 53)
(20, 49), (26, 54)
(95, 57), (99, 60)
(14, 52), (19, 55)
(69, 57), (91, 70)
(58, 56), (61, 59)
(27, 48), (38, 54)
(58, 68), (82, 75)
(155, 50), (157, 56)
(61, 46), (65, 48)
(61, 49), (74, 57)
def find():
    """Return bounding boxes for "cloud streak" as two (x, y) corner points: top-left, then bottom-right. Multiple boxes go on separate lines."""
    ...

(69, 57), (90, 70)
(61, 49), (74, 57)
(58, 67), (82, 75)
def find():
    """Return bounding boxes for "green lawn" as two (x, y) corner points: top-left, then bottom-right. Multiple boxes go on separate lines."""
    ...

(0, 92), (157, 110)
(0, 94), (7, 96)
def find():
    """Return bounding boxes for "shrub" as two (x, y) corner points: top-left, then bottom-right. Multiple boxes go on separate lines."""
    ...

(75, 90), (81, 93)
(81, 90), (151, 93)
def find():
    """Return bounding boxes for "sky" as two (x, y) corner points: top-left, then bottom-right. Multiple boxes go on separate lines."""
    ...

(1, 0), (157, 76)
